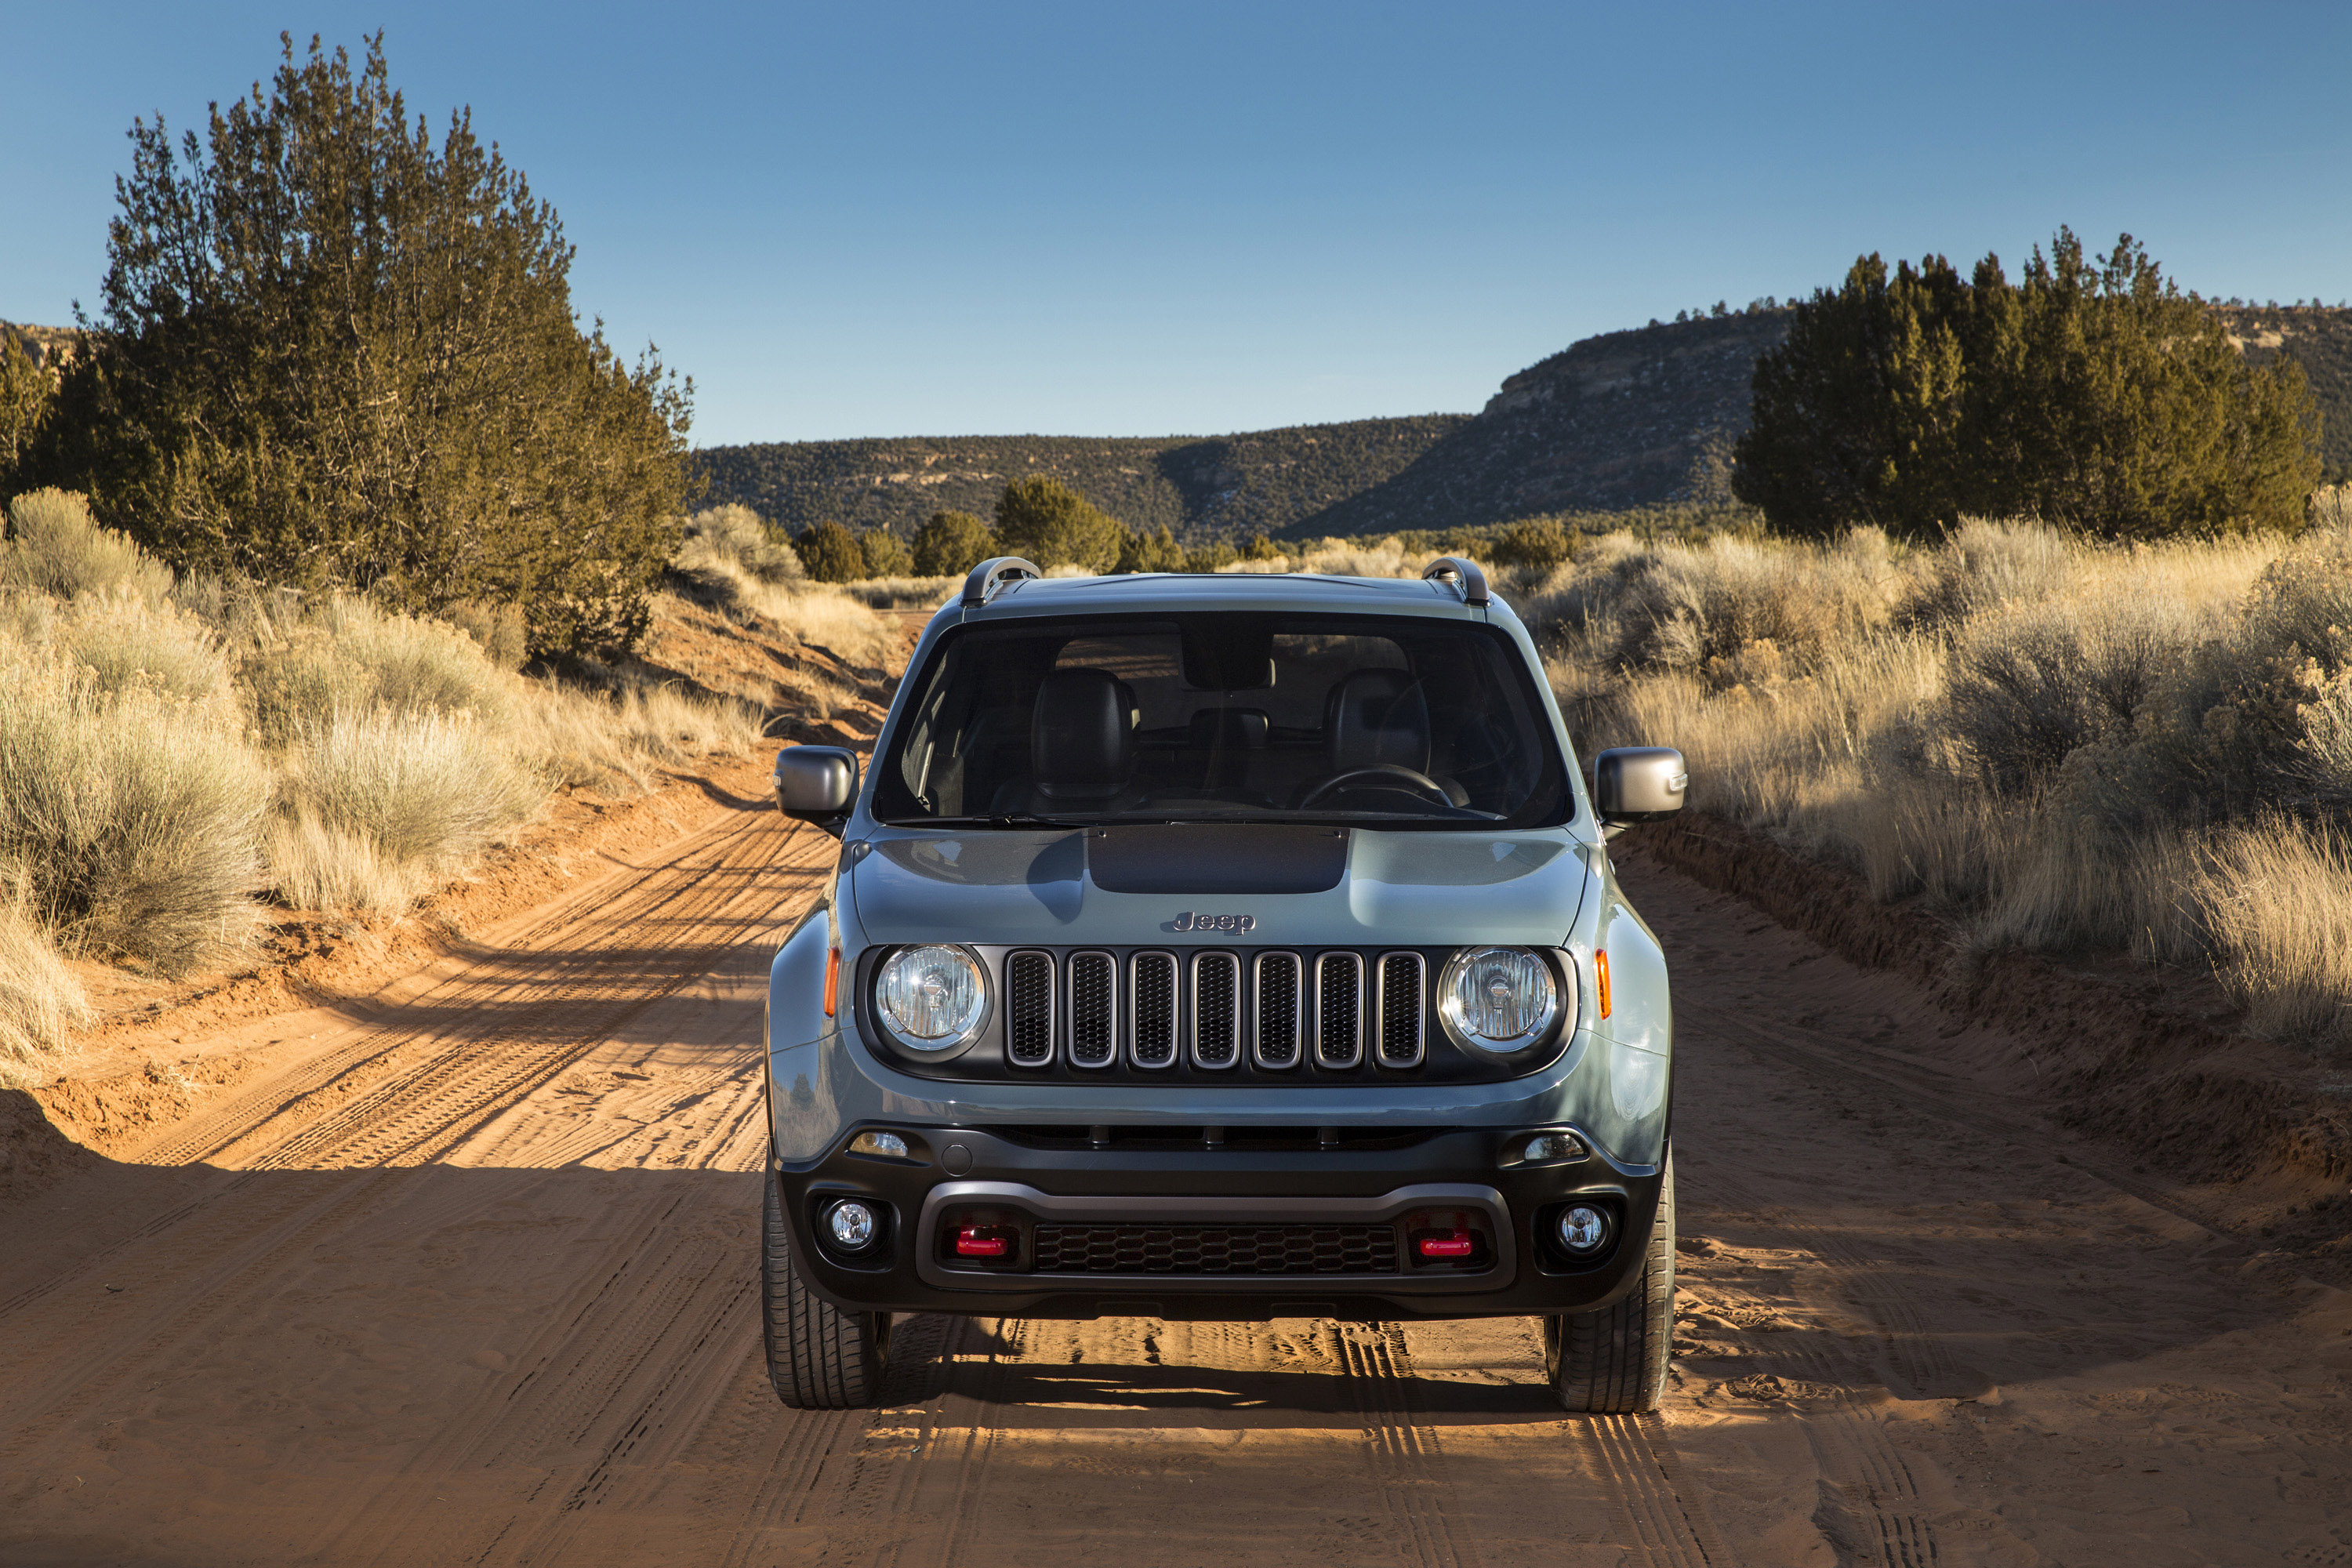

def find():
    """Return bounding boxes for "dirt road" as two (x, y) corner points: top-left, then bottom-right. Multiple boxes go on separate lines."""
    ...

(4, 797), (2348, 1566)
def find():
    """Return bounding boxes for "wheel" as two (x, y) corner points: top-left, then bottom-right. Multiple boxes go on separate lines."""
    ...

(1544, 1149), (1675, 1414)
(763, 1163), (891, 1409)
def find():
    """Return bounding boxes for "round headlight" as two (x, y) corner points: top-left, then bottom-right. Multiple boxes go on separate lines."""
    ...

(874, 944), (989, 1051)
(1438, 946), (1560, 1054)
(826, 1199), (878, 1250)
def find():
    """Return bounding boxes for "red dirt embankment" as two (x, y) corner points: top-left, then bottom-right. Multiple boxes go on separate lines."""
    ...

(1640, 812), (2352, 1192)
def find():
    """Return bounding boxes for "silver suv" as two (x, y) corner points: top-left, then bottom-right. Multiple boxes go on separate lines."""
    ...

(762, 557), (1687, 1411)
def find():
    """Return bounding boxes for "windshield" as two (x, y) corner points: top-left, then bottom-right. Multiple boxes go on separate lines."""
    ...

(872, 612), (1570, 829)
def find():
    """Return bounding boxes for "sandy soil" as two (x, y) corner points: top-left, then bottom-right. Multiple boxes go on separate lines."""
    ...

(3, 805), (2350, 1566)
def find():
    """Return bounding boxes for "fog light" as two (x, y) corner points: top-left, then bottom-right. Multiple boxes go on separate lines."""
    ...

(1557, 1204), (1610, 1254)
(849, 1131), (911, 1160)
(826, 1199), (878, 1250)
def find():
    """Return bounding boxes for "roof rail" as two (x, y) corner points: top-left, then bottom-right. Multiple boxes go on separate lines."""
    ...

(963, 555), (1044, 607)
(1421, 557), (1490, 607)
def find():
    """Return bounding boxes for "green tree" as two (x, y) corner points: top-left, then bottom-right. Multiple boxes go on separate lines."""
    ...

(794, 521), (864, 583)
(1737, 230), (2321, 539)
(1240, 532), (1281, 561)
(24, 34), (691, 655)
(993, 476), (1123, 572)
(1116, 524), (1186, 573)
(0, 334), (57, 492)
(859, 528), (911, 578)
(912, 509), (998, 575)
(1733, 252), (1972, 535)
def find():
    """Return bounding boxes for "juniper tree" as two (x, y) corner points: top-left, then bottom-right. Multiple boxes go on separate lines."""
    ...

(32, 33), (692, 655)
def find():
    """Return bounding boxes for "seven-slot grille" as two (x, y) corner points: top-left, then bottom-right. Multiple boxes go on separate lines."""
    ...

(1375, 952), (1425, 1067)
(1253, 952), (1302, 1069)
(1068, 952), (1116, 1067)
(1315, 953), (1364, 1068)
(1130, 952), (1178, 1068)
(1192, 953), (1241, 1067)
(1006, 951), (1054, 1065)
(978, 949), (1444, 1073)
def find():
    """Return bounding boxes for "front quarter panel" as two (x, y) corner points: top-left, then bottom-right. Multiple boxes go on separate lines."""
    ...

(768, 896), (845, 1163)
(1594, 864), (1671, 1167)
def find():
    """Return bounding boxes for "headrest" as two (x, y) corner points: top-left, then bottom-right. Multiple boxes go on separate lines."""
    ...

(1325, 670), (1429, 773)
(1185, 708), (1269, 750)
(1032, 668), (1135, 797)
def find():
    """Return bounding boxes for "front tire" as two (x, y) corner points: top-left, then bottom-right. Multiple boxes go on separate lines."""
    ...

(763, 1163), (891, 1408)
(1544, 1149), (1675, 1414)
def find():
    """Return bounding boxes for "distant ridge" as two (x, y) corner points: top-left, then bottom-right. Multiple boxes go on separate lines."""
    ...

(555, 303), (2352, 542)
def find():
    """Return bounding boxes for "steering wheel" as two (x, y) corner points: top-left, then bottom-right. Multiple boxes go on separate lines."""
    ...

(1298, 764), (1454, 808)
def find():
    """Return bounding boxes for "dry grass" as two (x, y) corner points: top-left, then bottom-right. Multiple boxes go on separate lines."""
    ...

(843, 575), (959, 610)
(0, 893), (92, 1087)
(1552, 514), (2352, 1053)
(2, 488), (173, 602)
(2186, 818), (2352, 1048)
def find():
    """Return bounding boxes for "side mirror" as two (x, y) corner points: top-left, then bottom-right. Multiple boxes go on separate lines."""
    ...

(775, 746), (858, 836)
(1593, 746), (1687, 829)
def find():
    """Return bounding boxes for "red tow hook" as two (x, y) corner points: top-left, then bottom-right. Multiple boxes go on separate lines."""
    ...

(955, 1225), (1014, 1258)
(1416, 1228), (1475, 1259)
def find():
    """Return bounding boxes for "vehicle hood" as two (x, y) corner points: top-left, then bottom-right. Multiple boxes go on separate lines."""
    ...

(848, 826), (1593, 949)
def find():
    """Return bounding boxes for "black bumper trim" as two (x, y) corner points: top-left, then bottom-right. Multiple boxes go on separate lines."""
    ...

(913, 1181), (1512, 1292)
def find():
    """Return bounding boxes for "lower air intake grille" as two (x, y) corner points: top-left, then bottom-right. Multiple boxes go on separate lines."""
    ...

(1032, 1223), (1399, 1276)
(1316, 953), (1363, 1068)
(1193, 953), (1240, 1067)
(1131, 953), (1177, 1067)
(1377, 952), (1425, 1067)
(1006, 951), (1054, 1065)
(1254, 953), (1301, 1069)
(1069, 952), (1116, 1067)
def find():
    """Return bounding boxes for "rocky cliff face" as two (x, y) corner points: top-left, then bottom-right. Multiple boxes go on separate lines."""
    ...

(1283, 311), (1790, 538)
(1, 321), (85, 370)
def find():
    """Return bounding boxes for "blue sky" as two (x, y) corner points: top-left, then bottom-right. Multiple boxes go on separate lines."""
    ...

(5, 2), (2348, 445)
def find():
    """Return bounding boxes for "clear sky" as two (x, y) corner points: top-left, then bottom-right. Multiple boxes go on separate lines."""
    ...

(5, 2), (2348, 446)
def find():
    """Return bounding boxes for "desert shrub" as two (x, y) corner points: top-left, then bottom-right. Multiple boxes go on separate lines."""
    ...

(241, 594), (514, 743)
(843, 576), (959, 610)
(0, 661), (266, 972)
(1944, 596), (2200, 793)
(2, 488), (172, 602)
(53, 595), (234, 705)
(794, 521), (865, 583)
(859, 529), (912, 579)
(0, 889), (91, 1084)
(1589, 531), (1903, 679)
(281, 707), (538, 870)
(913, 510), (1000, 577)
(1897, 517), (2073, 627)
(438, 600), (529, 670)
(2183, 818), (2352, 1048)
(994, 477), (1123, 573)
(679, 503), (803, 586)
(1117, 524), (1187, 575)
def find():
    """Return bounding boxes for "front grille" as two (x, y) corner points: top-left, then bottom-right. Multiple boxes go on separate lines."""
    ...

(1032, 1223), (1400, 1276)
(1376, 952), (1425, 1067)
(1254, 952), (1301, 1069)
(1192, 952), (1240, 1068)
(1069, 952), (1116, 1067)
(1006, 951), (1054, 1065)
(1316, 953), (1363, 1068)
(1130, 952), (1178, 1068)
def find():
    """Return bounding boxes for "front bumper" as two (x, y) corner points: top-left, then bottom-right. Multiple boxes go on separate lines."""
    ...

(777, 1123), (1661, 1321)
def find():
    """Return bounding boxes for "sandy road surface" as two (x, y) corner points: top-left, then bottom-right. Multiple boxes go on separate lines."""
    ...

(4, 799), (2350, 1567)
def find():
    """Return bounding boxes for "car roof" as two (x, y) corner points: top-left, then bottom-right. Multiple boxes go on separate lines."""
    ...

(949, 570), (1513, 625)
